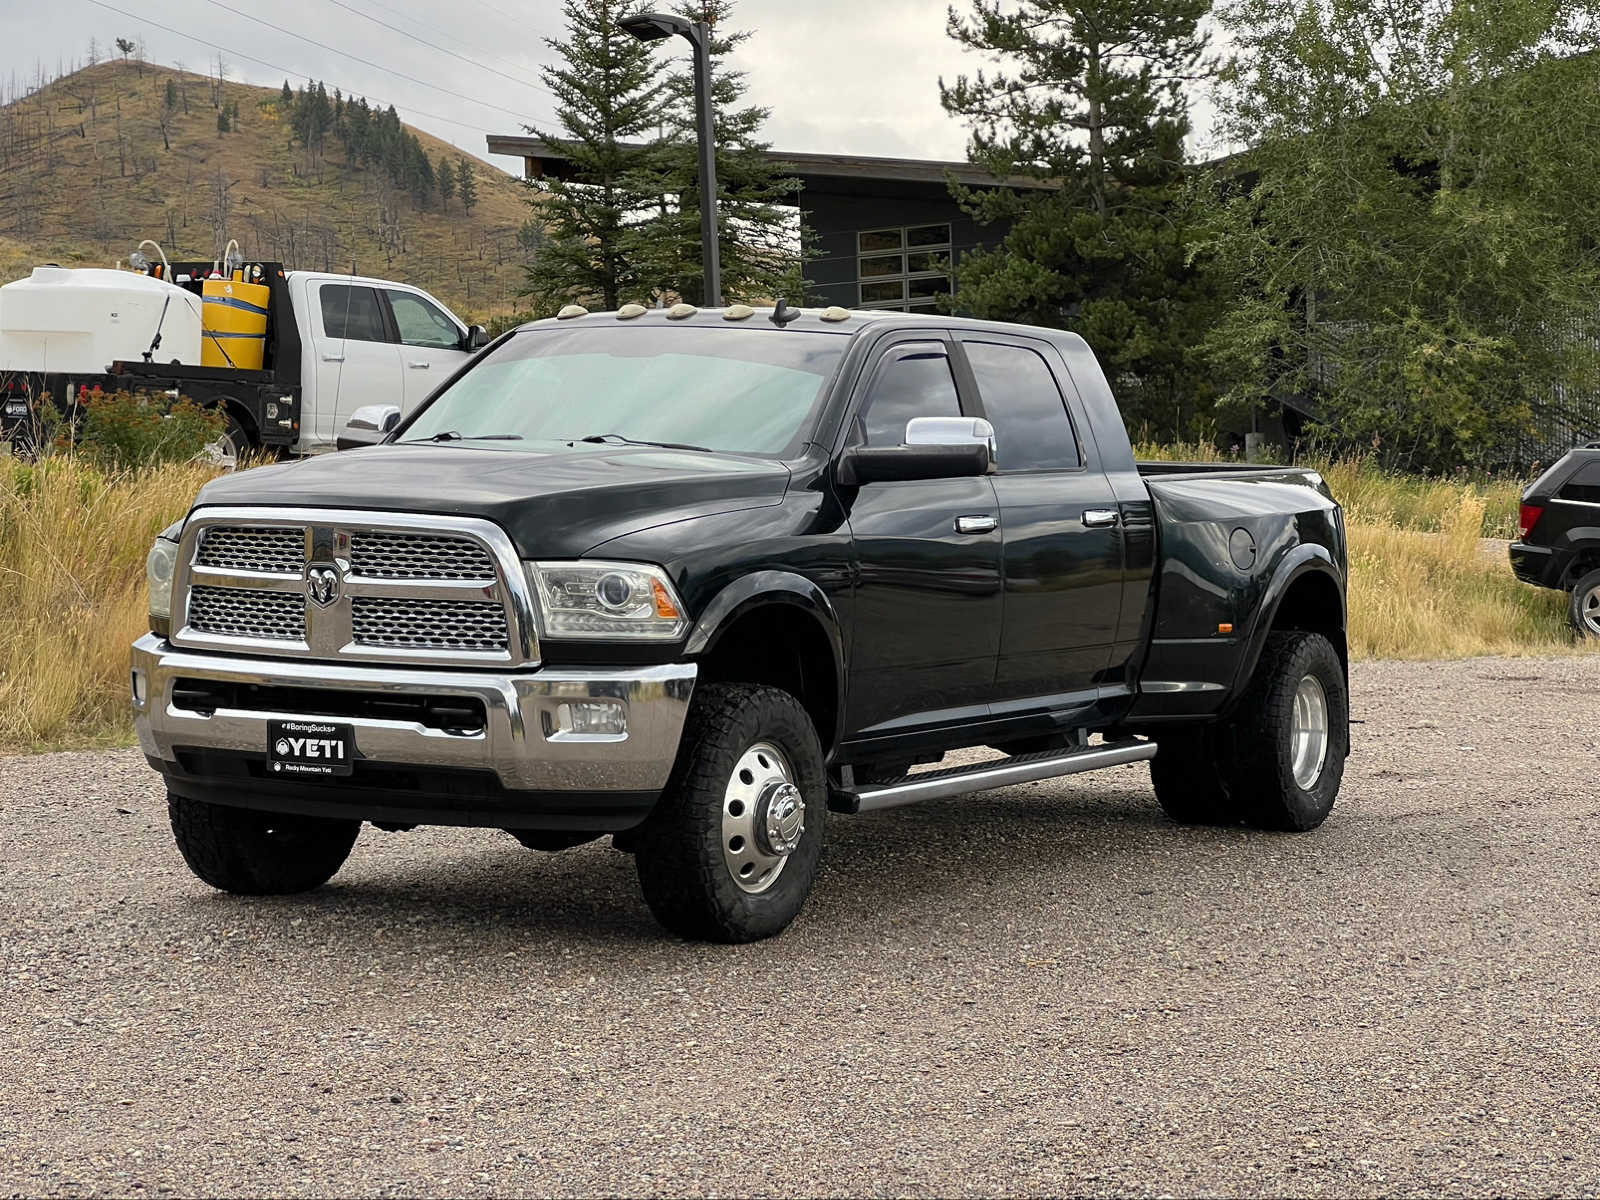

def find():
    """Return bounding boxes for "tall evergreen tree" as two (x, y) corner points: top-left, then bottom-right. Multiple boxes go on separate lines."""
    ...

(438, 153), (456, 211)
(456, 158), (478, 214)
(519, 0), (669, 313)
(940, 0), (1219, 437)
(637, 0), (800, 305)
(409, 141), (436, 209)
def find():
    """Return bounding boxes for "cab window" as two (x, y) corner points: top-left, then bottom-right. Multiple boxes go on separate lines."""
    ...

(387, 290), (462, 350)
(858, 343), (962, 447)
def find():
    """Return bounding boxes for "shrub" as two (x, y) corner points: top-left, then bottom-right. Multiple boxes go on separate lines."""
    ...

(57, 388), (226, 470)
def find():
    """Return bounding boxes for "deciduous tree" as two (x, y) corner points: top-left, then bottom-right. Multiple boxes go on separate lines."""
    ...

(1206, 0), (1600, 467)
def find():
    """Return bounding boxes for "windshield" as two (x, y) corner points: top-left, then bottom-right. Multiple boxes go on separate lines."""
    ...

(399, 325), (849, 457)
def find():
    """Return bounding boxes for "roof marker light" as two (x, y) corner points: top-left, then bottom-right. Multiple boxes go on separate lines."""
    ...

(667, 303), (698, 320)
(820, 306), (851, 322)
(617, 303), (647, 319)
(557, 304), (589, 320)
(724, 304), (755, 321)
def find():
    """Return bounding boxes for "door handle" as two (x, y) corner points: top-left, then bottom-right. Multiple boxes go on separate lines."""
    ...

(955, 514), (997, 535)
(320, 354), (345, 363)
(407, 360), (431, 369)
(1082, 509), (1120, 528)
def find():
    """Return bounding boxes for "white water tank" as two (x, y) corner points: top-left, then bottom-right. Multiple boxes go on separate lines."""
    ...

(0, 266), (204, 376)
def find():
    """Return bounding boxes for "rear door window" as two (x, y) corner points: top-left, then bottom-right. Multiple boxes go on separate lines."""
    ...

(319, 284), (390, 343)
(965, 341), (1081, 471)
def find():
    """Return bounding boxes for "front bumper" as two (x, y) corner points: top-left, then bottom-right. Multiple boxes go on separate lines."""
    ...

(1509, 542), (1562, 589)
(131, 634), (696, 830)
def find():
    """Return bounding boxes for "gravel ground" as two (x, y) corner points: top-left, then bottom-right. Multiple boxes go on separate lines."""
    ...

(3, 654), (1598, 1198)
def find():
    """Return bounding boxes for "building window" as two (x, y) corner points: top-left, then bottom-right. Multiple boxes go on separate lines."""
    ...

(856, 225), (953, 311)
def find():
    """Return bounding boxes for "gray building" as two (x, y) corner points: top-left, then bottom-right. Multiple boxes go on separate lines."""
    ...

(485, 136), (1051, 311)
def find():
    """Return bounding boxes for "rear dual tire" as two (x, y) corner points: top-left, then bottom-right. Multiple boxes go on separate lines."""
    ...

(1150, 631), (1348, 832)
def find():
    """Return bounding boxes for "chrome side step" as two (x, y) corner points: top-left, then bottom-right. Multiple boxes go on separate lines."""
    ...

(830, 740), (1157, 815)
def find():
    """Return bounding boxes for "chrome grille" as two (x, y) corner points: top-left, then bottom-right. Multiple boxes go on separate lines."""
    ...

(350, 532), (496, 581)
(175, 510), (533, 665)
(187, 585), (305, 641)
(352, 596), (510, 652)
(195, 526), (303, 575)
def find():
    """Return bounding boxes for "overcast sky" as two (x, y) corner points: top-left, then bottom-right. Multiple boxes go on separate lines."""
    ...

(0, 0), (1225, 177)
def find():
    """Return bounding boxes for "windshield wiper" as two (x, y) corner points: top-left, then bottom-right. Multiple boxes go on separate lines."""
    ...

(420, 430), (524, 442)
(580, 433), (712, 453)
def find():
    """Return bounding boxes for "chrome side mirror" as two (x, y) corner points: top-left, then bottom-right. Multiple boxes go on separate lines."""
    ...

(904, 415), (997, 458)
(336, 404), (401, 451)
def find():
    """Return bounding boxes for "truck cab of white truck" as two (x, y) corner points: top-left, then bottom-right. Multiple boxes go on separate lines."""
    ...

(288, 271), (483, 453)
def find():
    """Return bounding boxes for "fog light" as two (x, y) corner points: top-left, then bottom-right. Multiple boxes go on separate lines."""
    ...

(131, 668), (147, 707)
(553, 700), (627, 737)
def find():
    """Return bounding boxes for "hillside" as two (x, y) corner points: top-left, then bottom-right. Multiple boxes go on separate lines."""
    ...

(0, 60), (534, 322)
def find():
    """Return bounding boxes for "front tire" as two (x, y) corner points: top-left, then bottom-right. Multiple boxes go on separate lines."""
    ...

(1569, 569), (1600, 639)
(634, 683), (826, 943)
(168, 794), (360, 894)
(1222, 631), (1348, 831)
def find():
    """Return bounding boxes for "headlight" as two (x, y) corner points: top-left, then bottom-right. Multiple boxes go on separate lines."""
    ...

(146, 520), (183, 623)
(526, 560), (689, 641)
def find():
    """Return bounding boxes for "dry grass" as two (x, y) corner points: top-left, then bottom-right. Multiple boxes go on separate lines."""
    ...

(0, 456), (217, 751)
(1347, 497), (1582, 659)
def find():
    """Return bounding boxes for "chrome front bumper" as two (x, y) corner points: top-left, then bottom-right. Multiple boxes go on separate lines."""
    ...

(131, 634), (696, 796)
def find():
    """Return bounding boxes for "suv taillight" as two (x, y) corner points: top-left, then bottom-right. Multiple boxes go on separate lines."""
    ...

(1519, 502), (1545, 540)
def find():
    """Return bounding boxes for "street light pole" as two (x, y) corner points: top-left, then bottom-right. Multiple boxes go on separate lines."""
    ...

(621, 12), (723, 307)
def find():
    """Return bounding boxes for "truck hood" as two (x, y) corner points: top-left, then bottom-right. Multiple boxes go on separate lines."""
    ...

(191, 442), (792, 559)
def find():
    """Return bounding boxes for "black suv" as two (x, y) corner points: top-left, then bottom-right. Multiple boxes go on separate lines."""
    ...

(1511, 443), (1600, 637)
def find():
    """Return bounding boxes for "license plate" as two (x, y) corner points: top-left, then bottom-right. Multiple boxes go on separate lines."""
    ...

(268, 719), (355, 777)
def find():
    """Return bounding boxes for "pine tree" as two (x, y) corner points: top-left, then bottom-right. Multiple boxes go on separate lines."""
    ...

(519, 0), (669, 313)
(438, 153), (456, 211)
(456, 158), (478, 214)
(940, 0), (1220, 437)
(280, 80), (293, 106)
(409, 141), (436, 209)
(637, 0), (800, 305)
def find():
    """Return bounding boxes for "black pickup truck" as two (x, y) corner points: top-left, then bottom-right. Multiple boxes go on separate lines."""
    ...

(1511, 443), (1600, 637)
(132, 305), (1349, 942)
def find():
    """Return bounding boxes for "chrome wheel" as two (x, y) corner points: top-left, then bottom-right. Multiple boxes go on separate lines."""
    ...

(201, 426), (242, 472)
(722, 740), (803, 895)
(1581, 586), (1600, 637)
(1290, 674), (1329, 790)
